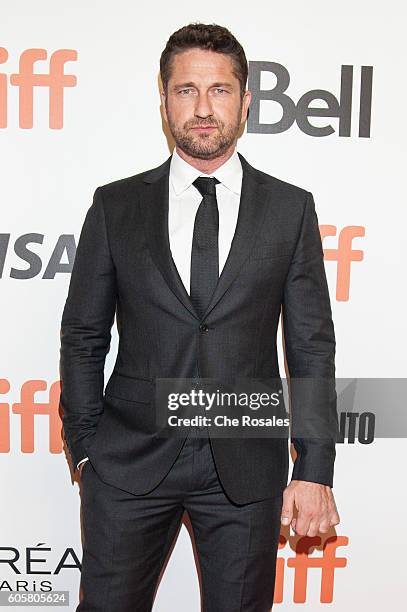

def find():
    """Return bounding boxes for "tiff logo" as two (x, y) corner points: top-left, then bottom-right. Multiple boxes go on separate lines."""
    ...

(0, 379), (63, 454)
(321, 225), (365, 301)
(0, 48), (77, 129)
(275, 534), (348, 603)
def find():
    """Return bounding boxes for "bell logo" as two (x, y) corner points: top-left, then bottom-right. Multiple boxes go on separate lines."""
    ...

(0, 47), (77, 129)
(248, 62), (373, 138)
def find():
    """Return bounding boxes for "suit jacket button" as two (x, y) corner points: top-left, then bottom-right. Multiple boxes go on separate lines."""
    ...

(199, 323), (209, 332)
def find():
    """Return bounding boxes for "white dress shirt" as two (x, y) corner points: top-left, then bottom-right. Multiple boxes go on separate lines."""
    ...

(77, 146), (243, 472)
(168, 146), (242, 294)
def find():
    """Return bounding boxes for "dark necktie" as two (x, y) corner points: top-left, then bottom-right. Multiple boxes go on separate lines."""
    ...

(190, 176), (221, 319)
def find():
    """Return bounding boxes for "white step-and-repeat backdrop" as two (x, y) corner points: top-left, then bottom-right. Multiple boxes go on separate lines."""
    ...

(2, 1), (406, 610)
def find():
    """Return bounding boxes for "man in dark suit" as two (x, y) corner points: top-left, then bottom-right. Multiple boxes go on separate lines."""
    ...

(60, 22), (340, 612)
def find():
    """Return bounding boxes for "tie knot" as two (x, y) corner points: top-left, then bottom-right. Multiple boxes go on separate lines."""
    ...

(192, 176), (220, 197)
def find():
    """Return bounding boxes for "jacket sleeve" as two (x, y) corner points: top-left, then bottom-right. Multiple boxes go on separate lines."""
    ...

(282, 191), (339, 487)
(59, 186), (117, 471)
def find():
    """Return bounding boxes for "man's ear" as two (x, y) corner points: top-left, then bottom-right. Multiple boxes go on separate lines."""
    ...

(241, 90), (252, 125)
(160, 89), (168, 123)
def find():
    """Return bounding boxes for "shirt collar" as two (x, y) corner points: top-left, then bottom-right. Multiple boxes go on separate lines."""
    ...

(170, 146), (242, 196)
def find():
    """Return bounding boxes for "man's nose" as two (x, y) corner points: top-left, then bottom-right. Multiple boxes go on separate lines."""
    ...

(194, 92), (213, 118)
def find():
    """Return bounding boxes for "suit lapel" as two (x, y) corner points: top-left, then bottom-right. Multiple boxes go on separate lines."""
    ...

(201, 153), (270, 319)
(140, 154), (198, 319)
(140, 151), (271, 321)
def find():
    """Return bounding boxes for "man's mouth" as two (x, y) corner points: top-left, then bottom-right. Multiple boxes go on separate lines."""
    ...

(191, 126), (217, 132)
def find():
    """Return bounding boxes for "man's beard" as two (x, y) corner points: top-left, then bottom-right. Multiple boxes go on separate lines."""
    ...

(166, 108), (241, 160)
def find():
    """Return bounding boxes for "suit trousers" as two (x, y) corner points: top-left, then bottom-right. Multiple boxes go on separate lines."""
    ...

(77, 426), (283, 612)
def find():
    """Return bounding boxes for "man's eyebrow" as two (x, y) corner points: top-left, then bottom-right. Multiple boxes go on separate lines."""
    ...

(172, 81), (234, 90)
(211, 82), (234, 88)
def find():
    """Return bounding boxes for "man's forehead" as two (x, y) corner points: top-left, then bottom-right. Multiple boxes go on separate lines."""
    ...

(170, 51), (237, 85)
(171, 49), (234, 71)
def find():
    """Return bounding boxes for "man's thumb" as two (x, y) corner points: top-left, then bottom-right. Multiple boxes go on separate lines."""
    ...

(281, 501), (293, 525)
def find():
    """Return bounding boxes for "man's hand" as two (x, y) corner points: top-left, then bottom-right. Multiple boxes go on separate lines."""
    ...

(281, 480), (340, 536)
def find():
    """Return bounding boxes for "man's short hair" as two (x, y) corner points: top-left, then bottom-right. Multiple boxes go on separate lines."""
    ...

(160, 22), (248, 99)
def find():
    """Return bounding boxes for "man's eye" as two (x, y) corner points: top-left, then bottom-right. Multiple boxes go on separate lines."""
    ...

(214, 88), (227, 94)
(179, 89), (192, 95)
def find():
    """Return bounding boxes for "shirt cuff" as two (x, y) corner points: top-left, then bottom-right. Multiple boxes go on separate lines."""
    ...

(77, 457), (89, 471)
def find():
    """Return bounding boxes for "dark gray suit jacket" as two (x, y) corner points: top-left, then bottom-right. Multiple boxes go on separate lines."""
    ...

(59, 151), (338, 504)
